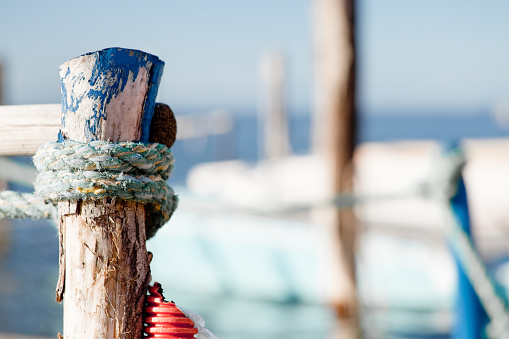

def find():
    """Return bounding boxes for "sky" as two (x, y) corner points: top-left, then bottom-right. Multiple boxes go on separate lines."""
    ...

(0, 0), (312, 114)
(1, 0), (509, 115)
(359, 0), (509, 114)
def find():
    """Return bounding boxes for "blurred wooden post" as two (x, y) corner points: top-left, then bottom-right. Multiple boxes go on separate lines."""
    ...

(258, 52), (291, 160)
(0, 60), (9, 261)
(313, 0), (359, 338)
(0, 61), (4, 105)
(57, 48), (164, 339)
(0, 178), (9, 262)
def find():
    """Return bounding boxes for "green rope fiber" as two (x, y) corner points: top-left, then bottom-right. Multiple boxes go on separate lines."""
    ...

(0, 140), (178, 239)
(0, 190), (56, 220)
(33, 140), (175, 180)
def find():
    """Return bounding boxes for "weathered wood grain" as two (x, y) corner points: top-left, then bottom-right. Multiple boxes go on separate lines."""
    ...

(0, 104), (231, 156)
(0, 104), (60, 156)
(57, 48), (164, 339)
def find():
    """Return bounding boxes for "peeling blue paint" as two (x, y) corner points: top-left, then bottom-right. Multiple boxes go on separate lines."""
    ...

(57, 130), (64, 142)
(141, 60), (164, 143)
(59, 47), (164, 142)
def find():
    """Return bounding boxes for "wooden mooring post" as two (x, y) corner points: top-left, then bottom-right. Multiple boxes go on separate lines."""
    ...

(0, 60), (4, 106)
(314, 0), (359, 338)
(56, 48), (164, 338)
(258, 52), (290, 160)
(0, 60), (9, 262)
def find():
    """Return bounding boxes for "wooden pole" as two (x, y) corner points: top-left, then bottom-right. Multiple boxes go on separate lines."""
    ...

(0, 61), (4, 105)
(0, 104), (61, 156)
(0, 60), (9, 263)
(0, 103), (185, 156)
(56, 48), (164, 339)
(0, 166), (8, 265)
(258, 52), (290, 159)
(313, 0), (359, 338)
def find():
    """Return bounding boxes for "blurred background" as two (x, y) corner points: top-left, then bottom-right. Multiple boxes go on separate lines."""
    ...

(1, 0), (509, 338)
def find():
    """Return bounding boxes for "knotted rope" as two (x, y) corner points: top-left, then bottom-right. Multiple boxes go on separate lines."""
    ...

(0, 140), (178, 239)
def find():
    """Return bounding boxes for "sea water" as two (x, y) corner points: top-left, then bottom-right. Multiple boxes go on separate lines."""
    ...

(1, 111), (507, 338)
(169, 110), (509, 184)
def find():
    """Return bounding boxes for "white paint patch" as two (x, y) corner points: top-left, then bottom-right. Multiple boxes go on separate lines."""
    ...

(59, 54), (150, 142)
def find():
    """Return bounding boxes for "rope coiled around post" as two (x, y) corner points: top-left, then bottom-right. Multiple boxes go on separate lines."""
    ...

(33, 140), (175, 180)
(22, 140), (178, 239)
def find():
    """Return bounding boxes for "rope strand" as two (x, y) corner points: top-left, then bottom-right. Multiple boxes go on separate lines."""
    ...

(0, 190), (56, 219)
(0, 140), (178, 239)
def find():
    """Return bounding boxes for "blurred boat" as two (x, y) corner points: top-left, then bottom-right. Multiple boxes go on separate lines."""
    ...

(2, 138), (509, 338)
(158, 139), (509, 337)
